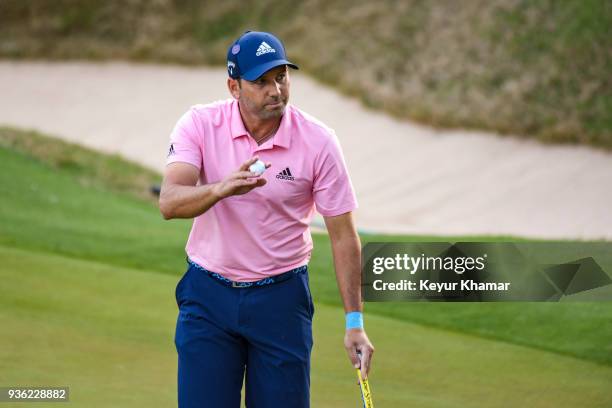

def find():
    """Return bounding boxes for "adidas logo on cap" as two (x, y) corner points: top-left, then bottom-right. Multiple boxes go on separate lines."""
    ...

(227, 61), (236, 76)
(276, 167), (294, 181)
(256, 41), (276, 57)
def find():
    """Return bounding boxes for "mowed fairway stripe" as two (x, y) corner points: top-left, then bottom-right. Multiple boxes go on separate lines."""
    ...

(1, 245), (611, 407)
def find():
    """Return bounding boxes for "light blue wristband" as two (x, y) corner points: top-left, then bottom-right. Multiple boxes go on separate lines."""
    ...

(345, 312), (364, 330)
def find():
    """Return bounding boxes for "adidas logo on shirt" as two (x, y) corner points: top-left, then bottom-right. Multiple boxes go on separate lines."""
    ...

(256, 41), (276, 57)
(276, 167), (295, 181)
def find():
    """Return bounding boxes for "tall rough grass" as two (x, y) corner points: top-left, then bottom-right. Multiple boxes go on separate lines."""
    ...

(1, 0), (610, 148)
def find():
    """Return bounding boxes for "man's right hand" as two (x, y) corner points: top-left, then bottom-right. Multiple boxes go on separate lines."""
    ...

(213, 156), (271, 199)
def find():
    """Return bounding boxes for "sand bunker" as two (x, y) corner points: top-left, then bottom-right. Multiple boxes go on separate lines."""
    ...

(1, 61), (610, 239)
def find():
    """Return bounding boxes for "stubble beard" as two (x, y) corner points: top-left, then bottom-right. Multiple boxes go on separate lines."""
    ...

(240, 94), (288, 120)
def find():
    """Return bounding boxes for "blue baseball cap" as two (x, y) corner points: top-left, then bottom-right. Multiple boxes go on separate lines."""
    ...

(227, 31), (299, 81)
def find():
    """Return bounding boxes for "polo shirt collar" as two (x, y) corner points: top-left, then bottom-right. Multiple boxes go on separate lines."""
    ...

(230, 100), (292, 149)
(230, 100), (249, 139)
(273, 104), (292, 148)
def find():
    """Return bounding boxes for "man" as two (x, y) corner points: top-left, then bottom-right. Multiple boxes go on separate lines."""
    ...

(159, 30), (374, 408)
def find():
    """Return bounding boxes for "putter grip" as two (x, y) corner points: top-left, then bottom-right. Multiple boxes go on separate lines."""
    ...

(357, 368), (374, 408)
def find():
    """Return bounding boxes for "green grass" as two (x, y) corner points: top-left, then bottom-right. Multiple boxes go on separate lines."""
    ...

(0, 246), (178, 407)
(1, 128), (612, 368)
(1, 1), (610, 148)
(1, 129), (612, 405)
(0, 127), (188, 274)
(0, 127), (161, 202)
(1, 245), (611, 407)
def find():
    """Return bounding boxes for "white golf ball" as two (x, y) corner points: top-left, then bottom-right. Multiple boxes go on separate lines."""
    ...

(249, 159), (266, 176)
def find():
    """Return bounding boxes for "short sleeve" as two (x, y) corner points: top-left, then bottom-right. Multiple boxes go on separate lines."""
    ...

(313, 131), (358, 216)
(166, 108), (202, 170)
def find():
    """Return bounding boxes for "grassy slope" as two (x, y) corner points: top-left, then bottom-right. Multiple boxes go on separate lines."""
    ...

(0, 127), (187, 274)
(1, 245), (611, 407)
(1, 128), (611, 369)
(0, 1), (610, 148)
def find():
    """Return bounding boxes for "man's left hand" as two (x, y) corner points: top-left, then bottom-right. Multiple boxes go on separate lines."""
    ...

(344, 328), (375, 380)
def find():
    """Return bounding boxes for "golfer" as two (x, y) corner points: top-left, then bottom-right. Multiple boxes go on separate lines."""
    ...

(159, 30), (374, 408)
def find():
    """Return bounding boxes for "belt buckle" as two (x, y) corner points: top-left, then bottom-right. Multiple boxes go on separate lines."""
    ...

(232, 281), (252, 288)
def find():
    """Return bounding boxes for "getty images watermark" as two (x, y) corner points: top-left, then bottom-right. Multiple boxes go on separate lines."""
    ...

(362, 242), (612, 302)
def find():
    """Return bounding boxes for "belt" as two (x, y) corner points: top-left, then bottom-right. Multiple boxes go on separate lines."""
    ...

(187, 258), (307, 288)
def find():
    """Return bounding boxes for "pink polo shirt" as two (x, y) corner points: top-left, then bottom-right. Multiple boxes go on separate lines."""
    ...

(166, 98), (357, 282)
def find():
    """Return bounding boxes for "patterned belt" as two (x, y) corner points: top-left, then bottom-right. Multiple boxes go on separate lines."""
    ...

(187, 258), (307, 288)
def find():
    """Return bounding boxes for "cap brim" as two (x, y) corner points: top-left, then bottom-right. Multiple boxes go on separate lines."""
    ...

(242, 59), (299, 81)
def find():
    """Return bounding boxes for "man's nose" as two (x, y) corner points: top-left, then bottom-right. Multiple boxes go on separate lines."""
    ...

(268, 80), (282, 97)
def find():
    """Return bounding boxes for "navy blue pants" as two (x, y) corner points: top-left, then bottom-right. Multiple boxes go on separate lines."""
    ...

(174, 262), (315, 407)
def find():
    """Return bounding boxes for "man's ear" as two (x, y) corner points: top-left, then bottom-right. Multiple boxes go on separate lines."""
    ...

(227, 78), (241, 99)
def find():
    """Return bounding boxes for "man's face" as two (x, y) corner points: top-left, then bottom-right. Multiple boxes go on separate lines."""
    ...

(232, 65), (290, 120)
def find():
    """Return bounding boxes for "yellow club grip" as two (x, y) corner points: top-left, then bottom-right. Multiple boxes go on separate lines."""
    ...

(356, 369), (374, 408)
